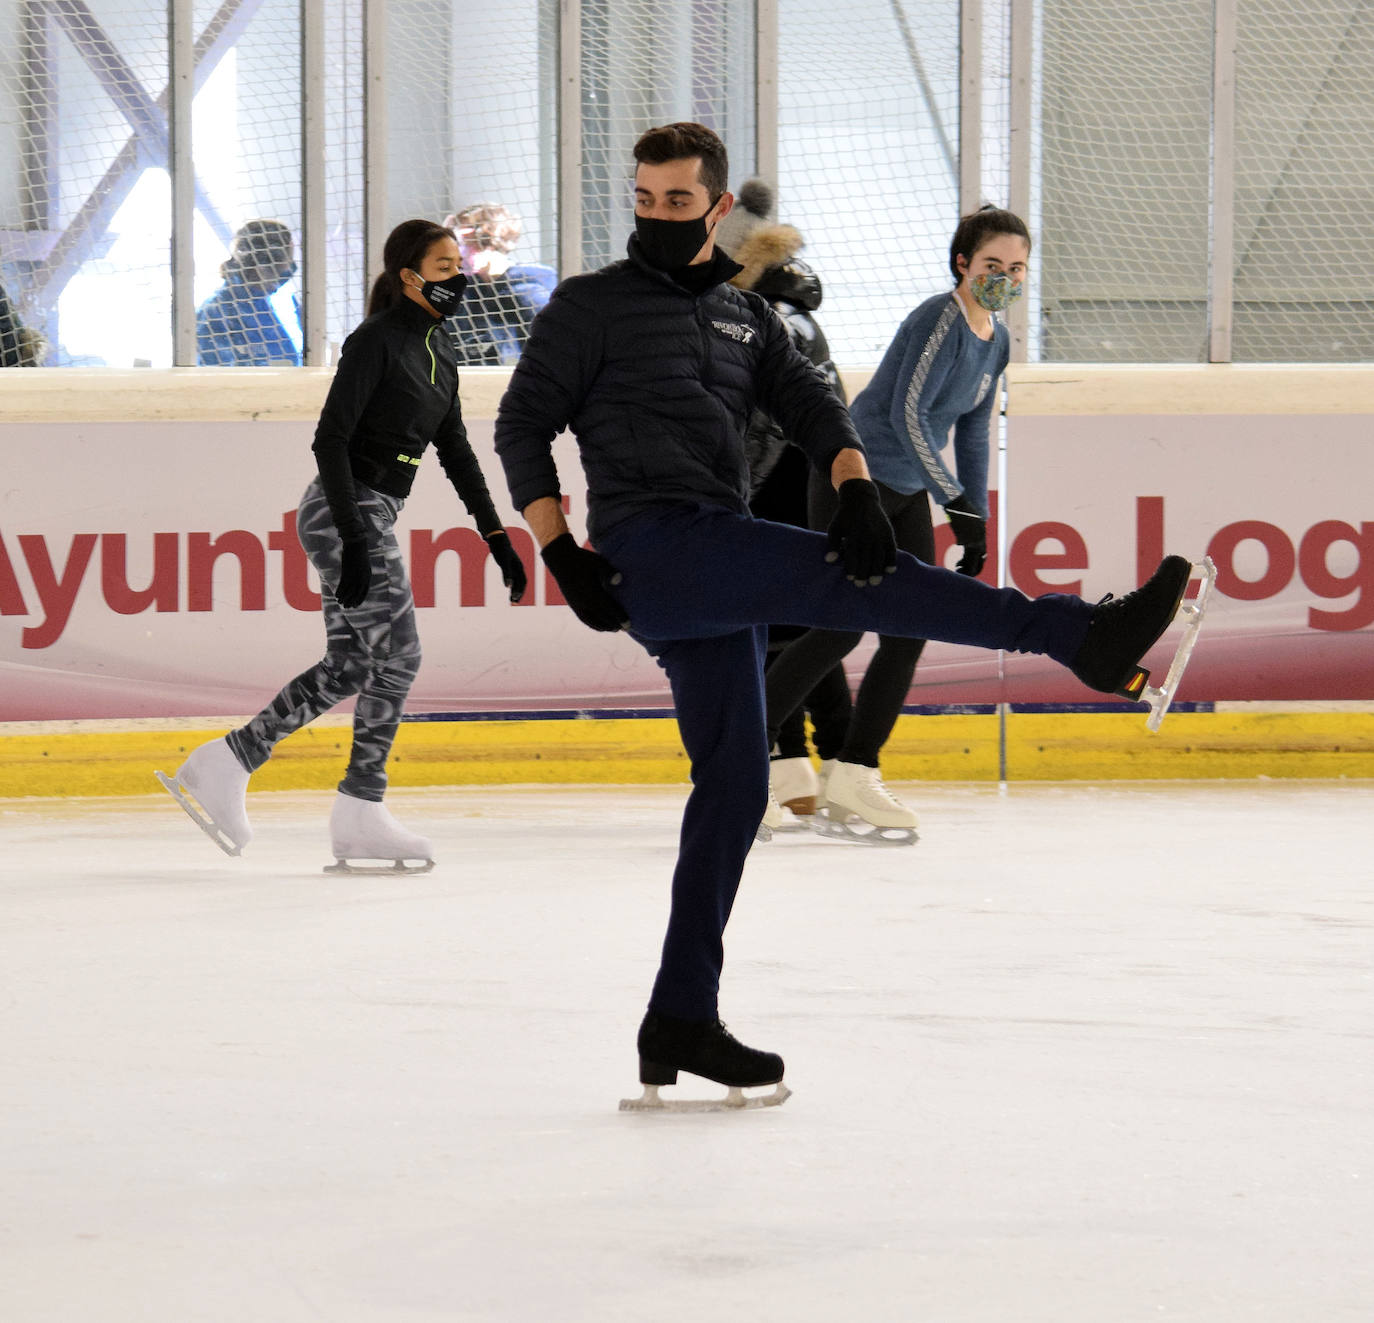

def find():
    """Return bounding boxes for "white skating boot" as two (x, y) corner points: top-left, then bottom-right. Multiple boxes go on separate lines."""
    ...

(326, 792), (435, 874)
(770, 757), (819, 816)
(811, 761), (919, 846)
(817, 759), (837, 806)
(756, 785), (785, 842)
(156, 736), (252, 856)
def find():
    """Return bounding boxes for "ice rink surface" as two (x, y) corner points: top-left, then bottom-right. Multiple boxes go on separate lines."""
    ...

(2, 778), (1371, 1321)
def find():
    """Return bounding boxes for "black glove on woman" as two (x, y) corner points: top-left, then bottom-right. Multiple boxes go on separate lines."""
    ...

(540, 533), (628, 631)
(335, 536), (372, 608)
(825, 479), (898, 586)
(486, 531), (529, 604)
(944, 494), (987, 578)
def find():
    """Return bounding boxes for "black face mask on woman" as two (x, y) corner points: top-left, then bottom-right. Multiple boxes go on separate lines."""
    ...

(634, 198), (721, 271)
(409, 271), (469, 315)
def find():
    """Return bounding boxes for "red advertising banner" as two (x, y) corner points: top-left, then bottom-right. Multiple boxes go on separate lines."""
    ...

(2, 409), (1370, 720)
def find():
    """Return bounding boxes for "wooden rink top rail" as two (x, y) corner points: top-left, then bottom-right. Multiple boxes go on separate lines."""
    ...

(2, 363), (1373, 423)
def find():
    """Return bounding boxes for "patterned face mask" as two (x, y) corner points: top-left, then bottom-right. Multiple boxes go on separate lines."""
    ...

(969, 271), (1025, 312)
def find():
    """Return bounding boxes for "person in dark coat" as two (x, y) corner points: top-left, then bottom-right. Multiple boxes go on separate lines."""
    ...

(493, 121), (1192, 1102)
(729, 210), (853, 823)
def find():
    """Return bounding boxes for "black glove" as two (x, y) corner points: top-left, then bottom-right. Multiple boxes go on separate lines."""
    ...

(486, 531), (529, 604)
(540, 532), (629, 632)
(825, 479), (898, 586)
(335, 536), (372, 608)
(944, 493), (987, 578)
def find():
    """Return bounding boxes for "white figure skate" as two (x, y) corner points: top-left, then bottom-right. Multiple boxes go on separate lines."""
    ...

(1142, 557), (1217, 731)
(756, 783), (785, 842)
(754, 758), (818, 843)
(155, 736), (252, 856)
(771, 756), (819, 817)
(325, 793), (435, 874)
(810, 761), (919, 846)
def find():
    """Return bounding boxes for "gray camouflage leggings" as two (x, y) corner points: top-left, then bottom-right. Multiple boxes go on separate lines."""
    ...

(226, 477), (421, 802)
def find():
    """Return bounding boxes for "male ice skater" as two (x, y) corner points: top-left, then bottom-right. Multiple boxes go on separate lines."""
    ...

(495, 122), (1190, 1106)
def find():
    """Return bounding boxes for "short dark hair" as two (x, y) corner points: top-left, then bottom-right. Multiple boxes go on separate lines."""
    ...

(949, 205), (1032, 283)
(368, 219), (456, 315)
(632, 121), (728, 200)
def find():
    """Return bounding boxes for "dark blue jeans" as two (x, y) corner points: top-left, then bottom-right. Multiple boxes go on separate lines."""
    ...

(596, 503), (1093, 1020)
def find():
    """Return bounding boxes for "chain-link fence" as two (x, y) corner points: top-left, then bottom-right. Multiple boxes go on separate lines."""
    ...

(1033, 0), (1214, 362)
(1233, 0), (1374, 362)
(578, 0), (755, 274)
(775, 0), (961, 364)
(1, 0), (1372, 369)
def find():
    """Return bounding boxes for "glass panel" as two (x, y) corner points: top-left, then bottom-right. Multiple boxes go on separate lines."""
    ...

(1232, 0), (1374, 361)
(579, 0), (755, 276)
(1035, 0), (1212, 362)
(383, 0), (558, 366)
(191, 0), (303, 368)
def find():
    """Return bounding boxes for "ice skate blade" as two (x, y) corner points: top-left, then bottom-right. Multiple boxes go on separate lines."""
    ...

(1142, 556), (1217, 732)
(154, 770), (242, 856)
(323, 858), (435, 875)
(755, 812), (812, 843)
(808, 807), (917, 847)
(619, 1081), (791, 1113)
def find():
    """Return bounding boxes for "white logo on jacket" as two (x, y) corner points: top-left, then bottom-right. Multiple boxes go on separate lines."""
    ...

(711, 320), (755, 344)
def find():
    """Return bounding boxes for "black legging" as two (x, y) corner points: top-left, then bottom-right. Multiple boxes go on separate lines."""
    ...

(764, 471), (936, 768)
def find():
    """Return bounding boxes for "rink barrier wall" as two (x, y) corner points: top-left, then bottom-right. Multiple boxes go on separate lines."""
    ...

(3, 363), (1372, 796)
(5, 361), (1374, 422)
(2, 708), (1372, 799)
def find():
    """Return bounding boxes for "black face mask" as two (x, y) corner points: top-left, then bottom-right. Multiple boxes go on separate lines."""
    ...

(410, 272), (469, 314)
(634, 200), (720, 271)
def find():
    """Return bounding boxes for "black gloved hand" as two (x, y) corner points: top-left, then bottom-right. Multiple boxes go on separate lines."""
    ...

(540, 532), (629, 632)
(944, 493), (988, 578)
(335, 536), (372, 608)
(486, 530), (529, 604)
(825, 479), (898, 586)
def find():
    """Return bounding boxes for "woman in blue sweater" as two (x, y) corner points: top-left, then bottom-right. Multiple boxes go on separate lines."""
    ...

(763, 206), (1030, 839)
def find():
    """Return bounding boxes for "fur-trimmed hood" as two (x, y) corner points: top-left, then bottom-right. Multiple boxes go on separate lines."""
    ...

(729, 223), (823, 311)
(728, 223), (803, 293)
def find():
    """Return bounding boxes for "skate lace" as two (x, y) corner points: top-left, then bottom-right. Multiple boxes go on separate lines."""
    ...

(859, 767), (905, 809)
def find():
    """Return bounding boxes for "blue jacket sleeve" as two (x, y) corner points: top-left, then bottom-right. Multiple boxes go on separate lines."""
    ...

(886, 299), (964, 504)
(949, 333), (1008, 520)
(494, 280), (604, 515)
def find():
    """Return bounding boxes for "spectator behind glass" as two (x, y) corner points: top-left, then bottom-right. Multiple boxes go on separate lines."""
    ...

(196, 219), (302, 366)
(0, 276), (48, 367)
(441, 202), (557, 366)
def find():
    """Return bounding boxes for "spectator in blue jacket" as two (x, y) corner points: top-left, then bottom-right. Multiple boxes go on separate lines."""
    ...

(493, 122), (1191, 1104)
(765, 206), (1030, 840)
(196, 219), (302, 366)
(442, 202), (557, 366)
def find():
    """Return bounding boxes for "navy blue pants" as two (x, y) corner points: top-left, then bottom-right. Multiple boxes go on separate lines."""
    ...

(596, 503), (1094, 1021)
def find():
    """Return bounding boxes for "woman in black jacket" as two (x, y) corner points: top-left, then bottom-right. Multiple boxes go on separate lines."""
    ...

(160, 220), (526, 869)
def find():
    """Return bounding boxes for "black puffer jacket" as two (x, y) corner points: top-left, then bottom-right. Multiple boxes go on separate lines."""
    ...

(312, 298), (504, 542)
(495, 237), (862, 543)
(729, 224), (847, 497)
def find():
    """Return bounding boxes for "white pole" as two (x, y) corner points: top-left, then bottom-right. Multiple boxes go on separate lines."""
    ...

(170, 0), (196, 365)
(558, 0), (583, 278)
(301, 0), (327, 365)
(363, 0), (388, 300)
(1209, 0), (1236, 363)
(755, 0), (778, 192)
